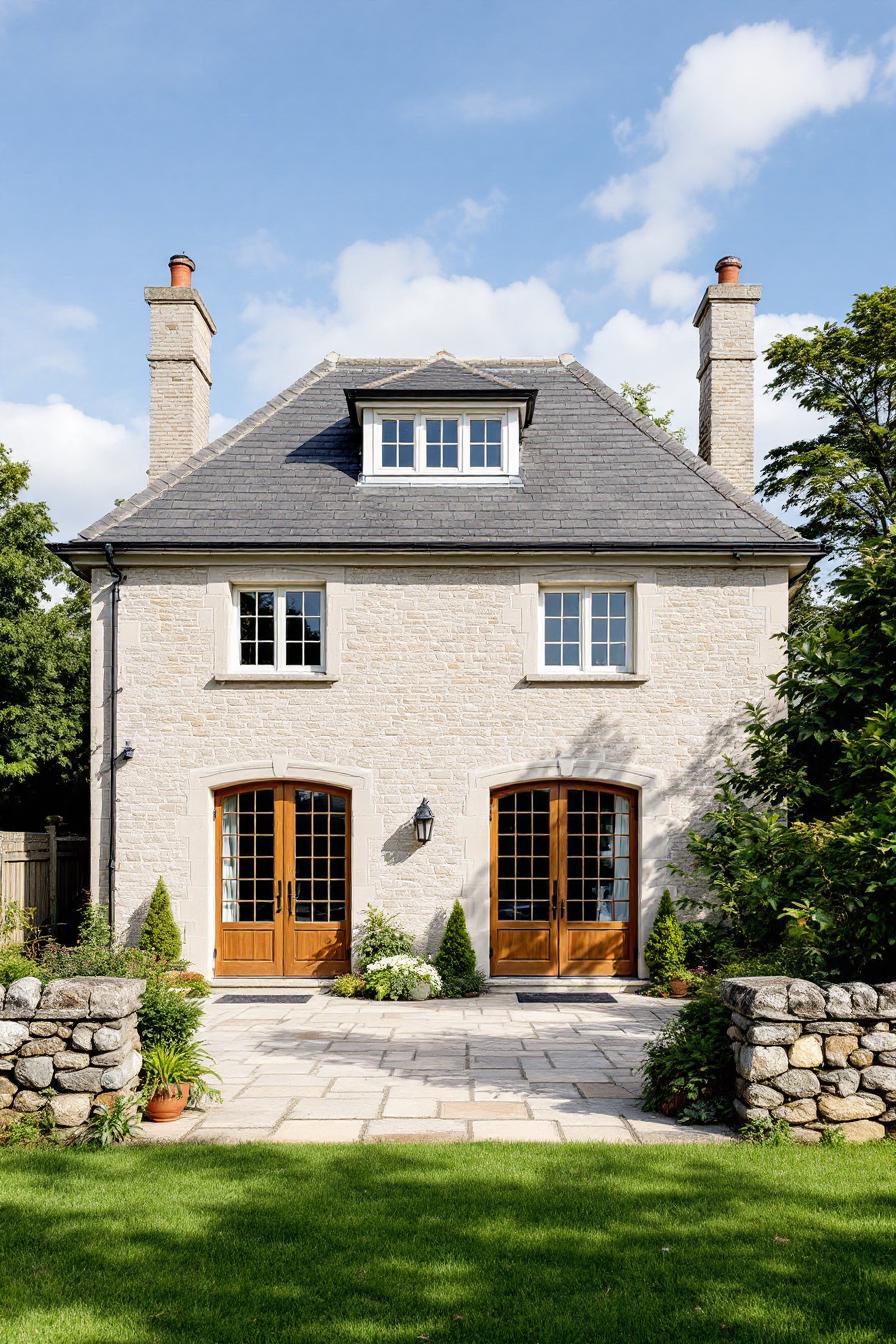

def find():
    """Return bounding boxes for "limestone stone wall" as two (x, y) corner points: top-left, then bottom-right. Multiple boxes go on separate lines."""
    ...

(90, 559), (789, 977)
(0, 977), (144, 1132)
(723, 976), (896, 1142)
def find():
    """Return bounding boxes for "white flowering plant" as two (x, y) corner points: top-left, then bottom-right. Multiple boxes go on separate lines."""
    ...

(364, 954), (443, 1001)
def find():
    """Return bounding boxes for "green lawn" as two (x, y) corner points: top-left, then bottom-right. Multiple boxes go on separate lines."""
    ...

(0, 1142), (894, 1343)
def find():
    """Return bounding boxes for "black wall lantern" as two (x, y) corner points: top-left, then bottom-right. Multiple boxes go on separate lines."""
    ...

(413, 797), (434, 844)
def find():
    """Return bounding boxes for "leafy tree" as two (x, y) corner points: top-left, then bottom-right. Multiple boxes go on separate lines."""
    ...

(685, 532), (896, 979)
(0, 443), (89, 829)
(620, 382), (686, 444)
(761, 287), (896, 557)
(139, 877), (182, 963)
(643, 890), (685, 985)
(434, 899), (477, 994)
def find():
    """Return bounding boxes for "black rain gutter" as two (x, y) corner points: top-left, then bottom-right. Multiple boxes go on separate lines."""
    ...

(103, 542), (124, 933)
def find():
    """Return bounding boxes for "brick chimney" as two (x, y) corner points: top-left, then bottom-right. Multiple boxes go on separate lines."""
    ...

(692, 256), (761, 494)
(145, 254), (216, 478)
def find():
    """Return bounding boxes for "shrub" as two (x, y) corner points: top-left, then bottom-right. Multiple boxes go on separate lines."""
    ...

(364, 955), (442, 1001)
(679, 921), (738, 972)
(643, 891), (685, 986)
(161, 969), (211, 999)
(137, 975), (203, 1049)
(0, 1112), (60, 1148)
(0, 949), (44, 986)
(641, 995), (733, 1118)
(331, 973), (366, 998)
(354, 906), (414, 971)
(138, 878), (182, 963)
(434, 900), (479, 995)
(739, 1115), (794, 1146)
(39, 938), (152, 980)
(78, 1094), (143, 1147)
(77, 902), (112, 950)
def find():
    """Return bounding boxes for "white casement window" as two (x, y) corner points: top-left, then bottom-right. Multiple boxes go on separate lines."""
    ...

(235, 587), (325, 672)
(366, 409), (519, 480)
(541, 588), (631, 673)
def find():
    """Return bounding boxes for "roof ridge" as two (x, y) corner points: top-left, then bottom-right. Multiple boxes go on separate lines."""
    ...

(360, 351), (525, 391)
(560, 358), (804, 545)
(80, 356), (339, 541)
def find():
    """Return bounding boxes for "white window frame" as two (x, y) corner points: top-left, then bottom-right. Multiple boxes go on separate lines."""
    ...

(232, 585), (327, 676)
(360, 404), (522, 484)
(538, 585), (633, 675)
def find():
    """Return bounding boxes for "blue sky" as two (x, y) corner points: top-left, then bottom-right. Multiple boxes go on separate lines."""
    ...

(1, 0), (894, 539)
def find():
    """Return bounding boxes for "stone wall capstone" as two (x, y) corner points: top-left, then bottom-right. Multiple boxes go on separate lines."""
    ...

(722, 976), (896, 1142)
(0, 977), (144, 1132)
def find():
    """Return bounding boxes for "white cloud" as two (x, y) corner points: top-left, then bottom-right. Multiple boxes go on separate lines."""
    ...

(427, 189), (507, 241)
(0, 397), (146, 540)
(583, 308), (827, 479)
(0, 290), (97, 384)
(232, 228), (288, 272)
(585, 22), (873, 291)
(236, 237), (578, 398)
(648, 269), (702, 311)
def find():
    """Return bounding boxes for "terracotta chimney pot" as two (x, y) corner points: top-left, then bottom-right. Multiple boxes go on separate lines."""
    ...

(714, 255), (742, 285)
(168, 254), (195, 288)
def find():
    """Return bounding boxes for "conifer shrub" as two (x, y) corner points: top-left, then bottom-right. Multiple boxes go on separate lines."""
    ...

(138, 877), (182, 964)
(434, 900), (483, 996)
(643, 890), (686, 987)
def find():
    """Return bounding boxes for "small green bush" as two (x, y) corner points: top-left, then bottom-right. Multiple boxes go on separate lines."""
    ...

(641, 995), (733, 1117)
(40, 938), (152, 980)
(331, 973), (366, 998)
(644, 890), (685, 985)
(137, 976), (203, 1050)
(78, 1095), (143, 1148)
(739, 1115), (794, 1146)
(435, 900), (480, 996)
(0, 949), (45, 987)
(354, 906), (414, 971)
(139, 877), (182, 963)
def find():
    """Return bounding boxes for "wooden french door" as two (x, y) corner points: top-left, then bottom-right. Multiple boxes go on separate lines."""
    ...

(215, 783), (351, 977)
(490, 783), (636, 977)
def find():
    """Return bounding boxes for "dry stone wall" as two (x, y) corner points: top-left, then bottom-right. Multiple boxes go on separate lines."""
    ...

(0, 977), (144, 1132)
(723, 976), (896, 1142)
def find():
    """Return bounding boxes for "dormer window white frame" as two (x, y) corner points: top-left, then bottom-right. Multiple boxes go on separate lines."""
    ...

(358, 404), (522, 485)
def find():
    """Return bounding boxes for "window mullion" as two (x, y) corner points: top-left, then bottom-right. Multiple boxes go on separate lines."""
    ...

(580, 589), (587, 671)
(276, 589), (285, 671)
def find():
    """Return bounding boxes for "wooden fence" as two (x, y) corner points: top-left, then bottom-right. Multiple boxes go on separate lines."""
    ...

(0, 824), (89, 939)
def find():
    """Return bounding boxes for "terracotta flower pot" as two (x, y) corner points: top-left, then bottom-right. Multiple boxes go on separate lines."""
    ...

(145, 1083), (192, 1123)
(669, 977), (690, 999)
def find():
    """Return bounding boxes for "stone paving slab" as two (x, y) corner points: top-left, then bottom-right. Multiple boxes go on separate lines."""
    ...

(135, 989), (732, 1146)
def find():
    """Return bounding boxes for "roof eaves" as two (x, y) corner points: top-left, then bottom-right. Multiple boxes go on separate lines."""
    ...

(79, 355), (340, 541)
(560, 357), (810, 547)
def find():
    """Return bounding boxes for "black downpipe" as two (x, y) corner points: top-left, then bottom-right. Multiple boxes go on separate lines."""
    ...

(103, 543), (123, 933)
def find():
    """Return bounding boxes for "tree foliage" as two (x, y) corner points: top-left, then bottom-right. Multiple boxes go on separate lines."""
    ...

(686, 533), (896, 979)
(0, 443), (89, 828)
(434, 899), (477, 994)
(620, 381), (686, 444)
(643, 890), (685, 985)
(761, 288), (896, 557)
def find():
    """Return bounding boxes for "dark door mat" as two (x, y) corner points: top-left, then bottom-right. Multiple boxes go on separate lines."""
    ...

(516, 992), (616, 1004)
(215, 993), (311, 1004)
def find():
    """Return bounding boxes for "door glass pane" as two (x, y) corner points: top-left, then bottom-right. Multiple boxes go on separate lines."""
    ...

(565, 789), (631, 923)
(293, 789), (348, 923)
(495, 789), (551, 921)
(220, 789), (275, 922)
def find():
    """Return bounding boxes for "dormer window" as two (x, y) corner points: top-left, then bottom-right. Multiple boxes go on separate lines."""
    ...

(344, 354), (537, 486)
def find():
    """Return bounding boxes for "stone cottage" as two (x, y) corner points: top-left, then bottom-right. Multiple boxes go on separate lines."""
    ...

(57, 253), (819, 982)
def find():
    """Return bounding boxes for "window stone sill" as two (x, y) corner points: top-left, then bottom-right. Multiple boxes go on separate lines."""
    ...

(212, 671), (339, 685)
(524, 672), (649, 685)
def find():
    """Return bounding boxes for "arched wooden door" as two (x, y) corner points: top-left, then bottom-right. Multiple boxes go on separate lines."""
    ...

(215, 782), (350, 977)
(490, 782), (636, 977)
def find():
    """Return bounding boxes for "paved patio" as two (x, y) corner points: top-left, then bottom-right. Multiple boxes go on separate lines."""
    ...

(137, 988), (732, 1144)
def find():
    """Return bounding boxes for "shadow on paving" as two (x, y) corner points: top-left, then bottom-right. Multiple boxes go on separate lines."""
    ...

(0, 1143), (894, 1344)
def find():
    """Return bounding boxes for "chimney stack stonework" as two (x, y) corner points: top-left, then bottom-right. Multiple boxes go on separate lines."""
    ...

(692, 256), (761, 495)
(145, 254), (215, 478)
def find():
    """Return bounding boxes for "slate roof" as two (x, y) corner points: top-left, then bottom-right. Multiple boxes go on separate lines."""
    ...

(69, 353), (818, 554)
(359, 354), (528, 392)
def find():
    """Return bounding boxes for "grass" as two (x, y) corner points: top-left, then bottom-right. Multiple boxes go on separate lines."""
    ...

(0, 1142), (894, 1343)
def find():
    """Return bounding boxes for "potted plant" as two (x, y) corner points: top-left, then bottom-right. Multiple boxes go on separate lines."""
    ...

(668, 970), (695, 999)
(142, 1041), (221, 1122)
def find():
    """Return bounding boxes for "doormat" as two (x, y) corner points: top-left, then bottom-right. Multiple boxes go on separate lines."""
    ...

(516, 992), (616, 1004)
(215, 994), (311, 1004)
